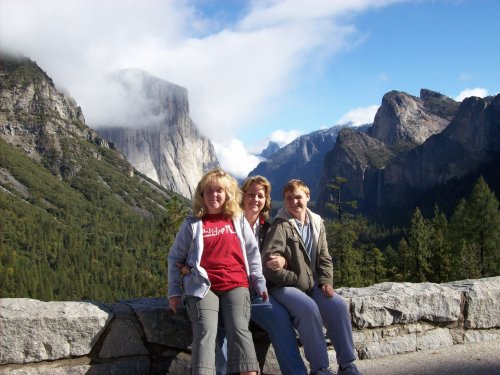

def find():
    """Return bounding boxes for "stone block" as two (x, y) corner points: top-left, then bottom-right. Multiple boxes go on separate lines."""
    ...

(464, 329), (500, 343)
(123, 297), (192, 349)
(358, 333), (417, 359)
(416, 327), (454, 351)
(447, 277), (500, 329)
(339, 282), (462, 328)
(98, 318), (149, 358)
(0, 299), (111, 364)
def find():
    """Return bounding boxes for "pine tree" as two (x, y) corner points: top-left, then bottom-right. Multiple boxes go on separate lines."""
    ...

(407, 207), (432, 282)
(384, 244), (404, 281)
(363, 245), (386, 285)
(463, 177), (500, 276)
(326, 218), (363, 287)
(448, 199), (469, 279)
(396, 238), (411, 280)
(428, 205), (452, 283)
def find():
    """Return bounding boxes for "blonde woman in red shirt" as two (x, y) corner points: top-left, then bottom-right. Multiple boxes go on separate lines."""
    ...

(168, 168), (268, 375)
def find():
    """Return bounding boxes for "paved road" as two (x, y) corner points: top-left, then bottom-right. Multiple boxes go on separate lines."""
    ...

(355, 340), (500, 375)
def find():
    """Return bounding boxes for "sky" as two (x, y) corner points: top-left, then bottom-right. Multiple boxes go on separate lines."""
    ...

(1, 0), (499, 179)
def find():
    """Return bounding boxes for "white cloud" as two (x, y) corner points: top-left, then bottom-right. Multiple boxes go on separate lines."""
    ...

(213, 138), (262, 180)
(455, 88), (489, 102)
(218, 128), (303, 179)
(247, 129), (302, 160)
(337, 105), (379, 126)
(0, 0), (402, 176)
(269, 129), (303, 146)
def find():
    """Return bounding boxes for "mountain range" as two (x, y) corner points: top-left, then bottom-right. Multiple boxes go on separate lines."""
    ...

(2, 52), (499, 226)
(317, 89), (500, 222)
(2, 53), (498, 302)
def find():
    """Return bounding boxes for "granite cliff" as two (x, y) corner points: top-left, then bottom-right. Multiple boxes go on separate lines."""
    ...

(96, 69), (219, 199)
(368, 89), (458, 149)
(0, 53), (114, 179)
(375, 94), (500, 211)
(317, 89), (500, 220)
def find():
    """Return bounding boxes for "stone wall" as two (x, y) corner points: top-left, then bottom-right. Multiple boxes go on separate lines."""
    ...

(1, 277), (499, 374)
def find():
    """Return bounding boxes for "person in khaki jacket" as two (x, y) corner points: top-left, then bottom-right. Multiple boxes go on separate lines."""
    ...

(262, 179), (361, 375)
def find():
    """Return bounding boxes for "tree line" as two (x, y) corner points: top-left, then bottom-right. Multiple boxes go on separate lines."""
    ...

(326, 176), (500, 287)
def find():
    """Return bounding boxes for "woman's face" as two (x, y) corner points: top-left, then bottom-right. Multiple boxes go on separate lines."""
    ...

(243, 182), (266, 216)
(203, 182), (226, 214)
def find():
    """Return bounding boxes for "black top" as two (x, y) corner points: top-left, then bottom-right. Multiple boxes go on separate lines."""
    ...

(257, 217), (271, 251)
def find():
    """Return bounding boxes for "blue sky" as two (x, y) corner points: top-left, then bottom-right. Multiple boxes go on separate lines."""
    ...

(1, 0), (499, 178)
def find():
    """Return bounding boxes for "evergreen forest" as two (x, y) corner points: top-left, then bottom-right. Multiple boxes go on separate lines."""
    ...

(0, 138), (189, 302)
(326, 176), (500, 288)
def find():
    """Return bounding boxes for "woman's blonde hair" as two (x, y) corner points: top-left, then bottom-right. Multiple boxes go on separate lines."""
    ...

(240, 175), (272, 219)
(192, 168), (242, 218)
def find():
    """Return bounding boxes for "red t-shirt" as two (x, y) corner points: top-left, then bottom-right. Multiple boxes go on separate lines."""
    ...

(201, 214), (249, 291)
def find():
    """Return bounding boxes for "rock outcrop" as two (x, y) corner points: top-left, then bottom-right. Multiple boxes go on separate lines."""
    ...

(259, 141), (280, 159)
(0, 56), (219, 200)
(0, 54), (113, 178)
(368, 89), (458, 148)
(96, 70), (219, 199)
(1, 277), (499, 374)
(318, 128), (393, 206)
(381, 94), (500, 190)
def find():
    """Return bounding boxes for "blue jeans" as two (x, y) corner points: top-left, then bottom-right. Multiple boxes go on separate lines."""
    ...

(271, 285), (357, 371)
(216, 294), (307, 375)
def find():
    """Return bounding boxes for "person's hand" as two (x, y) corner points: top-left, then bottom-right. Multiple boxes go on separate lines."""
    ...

(265, 254), (286, 271)
(321, 284), (335, 298)
(169, 296), (181, 313)
(176, 262), (191, 276)
(259, 291), (269, 301)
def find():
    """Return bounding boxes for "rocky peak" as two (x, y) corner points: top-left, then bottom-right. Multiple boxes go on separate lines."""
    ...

(96, 70), (219, 199)
(442, 95), (499, 152)
(110, 69), (190, 126)
(260, 140), (280, 158)
(0, 54), (112, 177)
(315, 89), (500, 219)
(368, 90), (459, 150)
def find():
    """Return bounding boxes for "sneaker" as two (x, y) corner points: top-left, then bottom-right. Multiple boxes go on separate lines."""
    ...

(338, 364), (361, 375)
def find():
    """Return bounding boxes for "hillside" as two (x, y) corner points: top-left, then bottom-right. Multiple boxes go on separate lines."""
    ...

(0, 54), (190, 302)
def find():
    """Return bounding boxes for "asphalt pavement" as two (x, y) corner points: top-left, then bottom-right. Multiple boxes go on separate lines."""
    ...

(355, 340), (500, 375)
